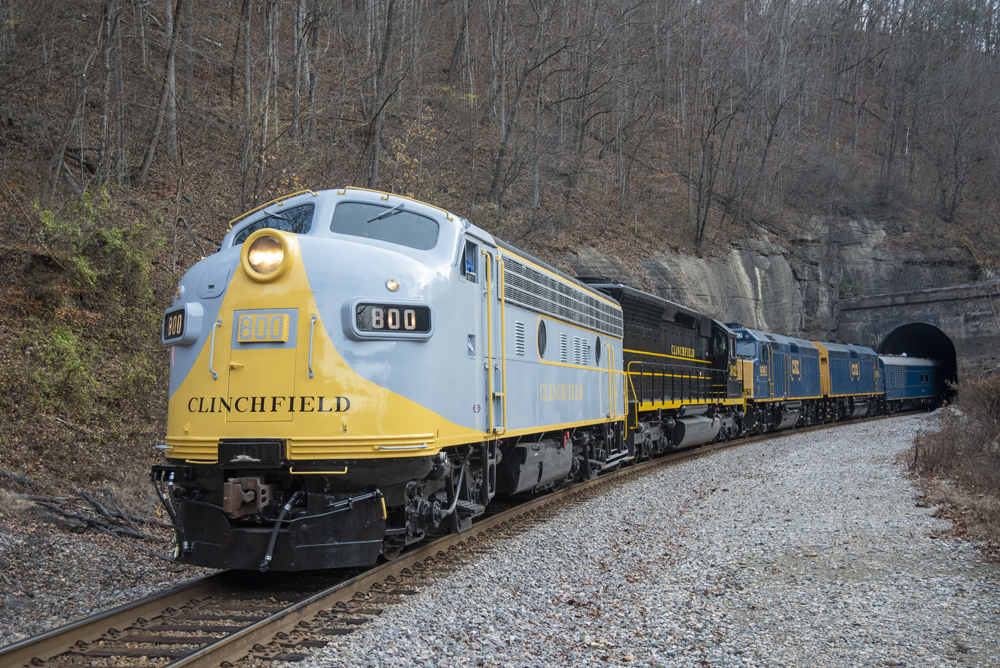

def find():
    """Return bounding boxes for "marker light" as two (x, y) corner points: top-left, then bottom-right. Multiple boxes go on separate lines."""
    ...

(386, 278), (400, 292)
(247, 235), (284, 275)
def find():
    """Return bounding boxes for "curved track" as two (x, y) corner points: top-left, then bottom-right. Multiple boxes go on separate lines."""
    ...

(0, 413), (903, 668)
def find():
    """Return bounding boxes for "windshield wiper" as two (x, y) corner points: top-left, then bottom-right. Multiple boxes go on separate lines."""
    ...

(263, 208), (291, 221)
(367, 203), (404, 223)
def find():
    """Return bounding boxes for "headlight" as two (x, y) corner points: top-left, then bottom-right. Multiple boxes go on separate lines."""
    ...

(240, 229), (297, 282)
(247, 235), (283, 275)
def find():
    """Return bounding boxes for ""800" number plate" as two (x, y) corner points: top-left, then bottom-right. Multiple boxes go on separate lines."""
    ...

(163, 309), (185, 341)
(356, 303), (431, 333)
(237, 313), (290, 343)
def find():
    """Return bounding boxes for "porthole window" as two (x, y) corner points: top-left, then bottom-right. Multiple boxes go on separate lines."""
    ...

(596, 336), (602, 364)
(538, 321), (547, 359)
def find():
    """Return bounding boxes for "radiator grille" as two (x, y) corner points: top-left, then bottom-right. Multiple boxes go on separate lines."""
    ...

(620, 292), (665, 328)
(502, 256), (623, 338)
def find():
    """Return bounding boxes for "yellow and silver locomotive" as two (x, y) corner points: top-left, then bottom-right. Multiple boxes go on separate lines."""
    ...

(154, 188), (628, 570)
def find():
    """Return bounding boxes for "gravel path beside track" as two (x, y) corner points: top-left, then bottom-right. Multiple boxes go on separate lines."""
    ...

(291, 412), (1000, 668)
(0, 518), (207, 646)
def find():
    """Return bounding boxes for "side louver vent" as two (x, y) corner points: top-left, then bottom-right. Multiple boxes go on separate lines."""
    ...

(502, 256), (623, 339)
(515, 321), (525, 356)
(560, 333), (568, 363)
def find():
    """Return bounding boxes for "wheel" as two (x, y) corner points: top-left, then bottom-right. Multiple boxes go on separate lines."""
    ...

(379, 542), (403, 562)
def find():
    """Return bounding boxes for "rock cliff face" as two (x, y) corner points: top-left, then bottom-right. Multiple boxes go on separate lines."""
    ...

(562, 217), (975, 342)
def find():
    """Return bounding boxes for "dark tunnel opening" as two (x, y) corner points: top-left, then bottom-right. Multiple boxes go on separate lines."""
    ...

(877, 323), (958, 395)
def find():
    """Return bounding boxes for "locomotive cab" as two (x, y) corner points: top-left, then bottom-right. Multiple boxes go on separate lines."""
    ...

(707, 320), (741, 401)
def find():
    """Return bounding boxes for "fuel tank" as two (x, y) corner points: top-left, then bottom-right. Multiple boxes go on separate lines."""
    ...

(671, 416), (722, 448)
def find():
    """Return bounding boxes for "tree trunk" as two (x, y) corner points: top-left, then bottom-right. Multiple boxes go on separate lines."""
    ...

(369, 0), (397, 189)
(183, 0), (194, 104)
(133, 0), (149, 69)
(532, 66), (541, 209)
(96, 0), (115, 186)
(46, 46), (100, 202)
(443, 0), (471, 110)
(292, 0), (305, 140)
(113, 0), (126, 185)
(135, 0), (184, 183)
(307, 0), (320, 149)
(255, 1), (276, 194)
(240, 0), (253, 208)
(164, 0), (178, 160)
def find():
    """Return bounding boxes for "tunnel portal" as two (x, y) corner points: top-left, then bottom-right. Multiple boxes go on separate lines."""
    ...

(877, 322), (958, 391)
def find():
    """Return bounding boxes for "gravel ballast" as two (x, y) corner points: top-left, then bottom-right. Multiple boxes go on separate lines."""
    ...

(289, 413), (1000, 668)
(0, 504), (210, 646)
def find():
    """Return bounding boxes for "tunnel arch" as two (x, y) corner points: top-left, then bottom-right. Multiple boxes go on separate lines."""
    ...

(877, 322), (958, 391)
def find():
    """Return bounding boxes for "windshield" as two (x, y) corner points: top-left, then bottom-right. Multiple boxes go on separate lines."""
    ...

(233, 204), (314, 245)
(736, 341), (757, 358)
(331, 202), (440, 250)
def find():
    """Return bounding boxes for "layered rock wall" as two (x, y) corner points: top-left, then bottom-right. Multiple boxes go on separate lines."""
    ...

(563, 217), (975, 344)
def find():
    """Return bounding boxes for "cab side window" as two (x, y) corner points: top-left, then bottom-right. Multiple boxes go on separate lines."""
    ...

(712, 332), (728, 357)
(461, 240), (478, 282)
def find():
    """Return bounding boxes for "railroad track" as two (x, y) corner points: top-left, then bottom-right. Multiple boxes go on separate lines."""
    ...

(0, 413), (904, 668)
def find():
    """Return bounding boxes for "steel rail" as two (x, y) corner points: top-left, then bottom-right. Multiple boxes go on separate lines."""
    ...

(0, 575), (225, 667)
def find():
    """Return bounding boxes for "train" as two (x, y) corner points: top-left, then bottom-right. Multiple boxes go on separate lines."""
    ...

(152, 187), (944, 571)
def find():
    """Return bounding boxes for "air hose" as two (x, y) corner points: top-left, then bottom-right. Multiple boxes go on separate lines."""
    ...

(259, 491), (303, 572)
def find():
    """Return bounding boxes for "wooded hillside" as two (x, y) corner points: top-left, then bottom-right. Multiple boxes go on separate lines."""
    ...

(1, 0), (999, 486)
(5, 0), (1000, 250)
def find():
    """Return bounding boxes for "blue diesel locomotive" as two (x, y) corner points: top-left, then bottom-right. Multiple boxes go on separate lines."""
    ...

(730, 324), (943, 431)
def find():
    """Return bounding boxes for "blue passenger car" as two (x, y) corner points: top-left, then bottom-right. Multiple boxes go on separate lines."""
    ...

(880, 355), (943, 411)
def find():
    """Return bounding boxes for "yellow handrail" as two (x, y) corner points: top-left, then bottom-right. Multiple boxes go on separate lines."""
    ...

(605, 343), (613, 419)
(481, 248), (494, 434)
(626, 372), (638, 429)
(618, 352), (628, 422)
(619, 368), (629, 423)
(227, 189), (319, 230)
(497, 255), (507, 435)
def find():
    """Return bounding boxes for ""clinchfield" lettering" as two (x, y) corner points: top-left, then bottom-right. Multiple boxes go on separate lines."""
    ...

(186, 396), (351, 413)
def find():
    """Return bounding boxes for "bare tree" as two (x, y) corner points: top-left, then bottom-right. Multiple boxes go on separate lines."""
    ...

(164, 0), (178, 160)
(137, 0), (183, 183)
(366, 0), (398, 189)
(45, 37), (101, 201)
(183, 0), (194, 104)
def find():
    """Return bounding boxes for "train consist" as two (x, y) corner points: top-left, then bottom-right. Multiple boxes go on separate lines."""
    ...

(153, 188), (944, 571)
